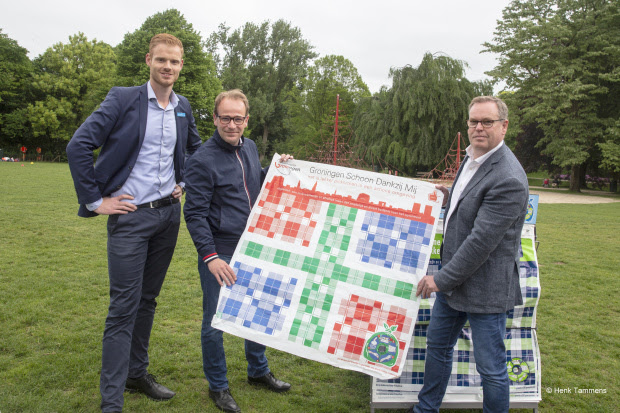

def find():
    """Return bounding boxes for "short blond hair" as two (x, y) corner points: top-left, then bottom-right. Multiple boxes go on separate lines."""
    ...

(149, 33), (184, 55)
(469, 96), (508, 120)
(214, 89), (250, 116)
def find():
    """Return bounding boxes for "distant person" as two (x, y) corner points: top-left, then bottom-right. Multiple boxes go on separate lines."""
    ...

(36, 147), (42, 161)
(66, 33), (201, 413)
(413, 96), (529, 413)
(184, 89), (293, 413)
(20, 145), (27, 161)
(543, 178), (549, 188)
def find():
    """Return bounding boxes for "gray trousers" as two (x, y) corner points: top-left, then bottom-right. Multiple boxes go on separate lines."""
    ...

(100, 203), (180, 412)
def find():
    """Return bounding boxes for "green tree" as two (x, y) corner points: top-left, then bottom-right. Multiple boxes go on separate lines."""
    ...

(513, 123), (554, 173)
(597, 119), (620, 190)
(353, 53), (492, 175)
(351, 87), (394, 169)
(484, 0), (620, 191)
(27, 33), (115, 154)
(207, 20), (317, 160)
(285, 55), (370, 157)
(0, 29), (33, 153)
(115, 8), (221, 140)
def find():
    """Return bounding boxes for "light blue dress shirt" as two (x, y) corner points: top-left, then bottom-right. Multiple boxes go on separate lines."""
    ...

(87, 82), (179, 210)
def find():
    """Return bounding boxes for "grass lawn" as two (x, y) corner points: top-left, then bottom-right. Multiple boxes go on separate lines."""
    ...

(0, 162), (618, 412)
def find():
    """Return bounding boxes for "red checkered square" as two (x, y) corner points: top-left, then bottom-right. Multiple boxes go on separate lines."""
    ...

(247, 179), (321, 248)
(327, 295), (413, 368)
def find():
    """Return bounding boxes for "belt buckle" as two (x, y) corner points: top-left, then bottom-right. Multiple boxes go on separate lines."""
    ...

(149, 201), (156, 208)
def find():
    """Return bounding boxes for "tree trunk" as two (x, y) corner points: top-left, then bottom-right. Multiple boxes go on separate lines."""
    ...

(579, 165), (587, 189)
(569, 164), (581, 192)
(260, 124), (269, 162)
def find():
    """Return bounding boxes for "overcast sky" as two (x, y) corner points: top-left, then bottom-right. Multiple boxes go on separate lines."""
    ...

(2, 0), (512, 94)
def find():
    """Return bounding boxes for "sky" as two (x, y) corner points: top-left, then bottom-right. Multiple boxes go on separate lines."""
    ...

(2, 0), (512, 94)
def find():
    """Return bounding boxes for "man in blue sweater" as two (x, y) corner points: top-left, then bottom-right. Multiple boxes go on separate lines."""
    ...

(184, 89), (293, 413)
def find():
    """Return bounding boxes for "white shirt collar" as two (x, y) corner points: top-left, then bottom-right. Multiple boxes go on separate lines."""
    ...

(465, 140), (504, 164)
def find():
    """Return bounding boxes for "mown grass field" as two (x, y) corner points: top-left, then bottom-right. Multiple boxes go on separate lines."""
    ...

(0, 162), (618, 412)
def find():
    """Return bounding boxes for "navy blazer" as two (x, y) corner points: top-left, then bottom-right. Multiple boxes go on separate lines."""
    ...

(66, 83), (202, 217)
(435, 144), (529, 313)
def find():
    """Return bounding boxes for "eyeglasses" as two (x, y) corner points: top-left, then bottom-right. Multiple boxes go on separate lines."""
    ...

(467, 119), (505, 128)
(217, 115), (247, 125)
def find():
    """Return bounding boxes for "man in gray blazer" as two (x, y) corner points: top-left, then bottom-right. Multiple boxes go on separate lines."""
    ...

(412, 96), (529, 413)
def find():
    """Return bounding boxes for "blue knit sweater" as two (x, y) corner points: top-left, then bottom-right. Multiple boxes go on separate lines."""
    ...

(184, 131), (267, 262)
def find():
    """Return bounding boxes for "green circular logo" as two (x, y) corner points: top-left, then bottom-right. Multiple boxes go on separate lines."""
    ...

(364, 324), (399, 367)
(507, 357), (530, 382)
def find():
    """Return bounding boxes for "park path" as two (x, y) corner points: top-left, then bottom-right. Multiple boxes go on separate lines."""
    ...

(529, 188), (620, 204)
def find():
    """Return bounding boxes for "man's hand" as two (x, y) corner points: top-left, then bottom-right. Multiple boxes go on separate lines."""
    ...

(94, 194), (137, 215)
(172, 184), (183, 199)
(279, 154), (294, 162)
(435, 184), (449, 207)
(207, 258), (237, 287)
(416, 275), (439, 299)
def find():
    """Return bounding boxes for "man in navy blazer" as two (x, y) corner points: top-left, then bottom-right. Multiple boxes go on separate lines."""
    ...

(413, 96), (529, 413)
(66, 34), (201, 412)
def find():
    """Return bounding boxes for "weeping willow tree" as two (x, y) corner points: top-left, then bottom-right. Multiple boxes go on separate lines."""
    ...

(353, 53), (492, 175)
(352, 87), (395, 168)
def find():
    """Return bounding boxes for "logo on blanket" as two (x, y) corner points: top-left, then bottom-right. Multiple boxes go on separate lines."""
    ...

(364, 323), (399, 366)
(274, 160), (301, 176)
(274, 161), (291, 175)
(507, 357), (530, 382)
(525, 202), (535, 221)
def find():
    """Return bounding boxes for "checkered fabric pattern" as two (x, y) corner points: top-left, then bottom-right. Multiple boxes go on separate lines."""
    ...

(373, 223), (541, 403)
(374, 326), (540, 397)
(327, 294), (412, 373)
(217, 262), (297, 335)
(249, 182), (322, 247)
(506, 232), (540, 328)
(213, 160), (444, 379)
(356, 212), (433, 274)
(415, 225), (540, 329)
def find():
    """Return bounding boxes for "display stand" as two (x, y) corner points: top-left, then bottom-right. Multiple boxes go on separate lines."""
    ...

(370, 196), (541, 412)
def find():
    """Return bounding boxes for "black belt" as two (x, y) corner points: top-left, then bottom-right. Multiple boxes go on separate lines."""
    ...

(136, 196), (179, 209)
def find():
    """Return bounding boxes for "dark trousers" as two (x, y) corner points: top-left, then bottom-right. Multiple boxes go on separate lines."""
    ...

(198, 255), (270, 391)
(100, 203), (180, 412)
(414, 293), (509, 413)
